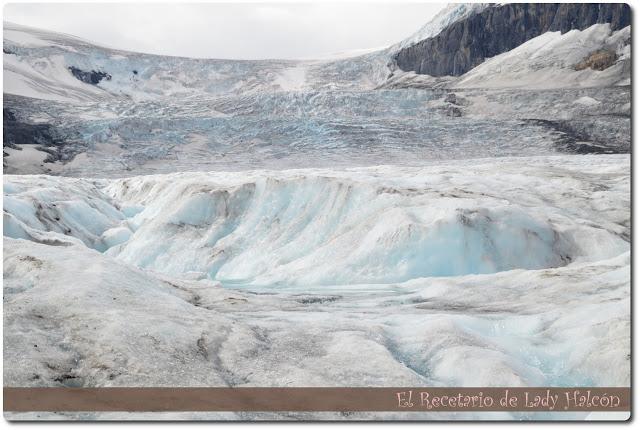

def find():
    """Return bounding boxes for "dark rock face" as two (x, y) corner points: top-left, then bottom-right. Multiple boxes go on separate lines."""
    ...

(3, 108), (59, 149)
(395, 3), (631, 77)
(3, 107), (68, 163)
(3, 95), (89, 168)
(68, 66), (112, 85)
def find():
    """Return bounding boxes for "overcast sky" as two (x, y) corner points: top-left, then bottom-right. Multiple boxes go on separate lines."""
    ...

(3, 2), (446, 59)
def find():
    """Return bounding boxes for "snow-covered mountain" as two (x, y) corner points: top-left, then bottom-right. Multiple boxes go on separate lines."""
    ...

(3, 20), (389, 103)
(2, 2), (631, 176)
(2, 4), (631, 420)
(394, 3), (631, 77)
(395, 2), (489, 49)
(454, 23), (630, 89)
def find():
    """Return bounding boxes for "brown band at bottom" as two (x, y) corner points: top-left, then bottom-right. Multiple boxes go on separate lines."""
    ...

(3, 387), (630, 412)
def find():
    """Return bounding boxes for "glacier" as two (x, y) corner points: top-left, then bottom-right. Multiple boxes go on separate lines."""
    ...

(2, 4), (631, 421)
(4, 156), (630, 286)
(3, 156), (630, 383)
(2, 155), (631, 420)
(2, 20), (631, 176)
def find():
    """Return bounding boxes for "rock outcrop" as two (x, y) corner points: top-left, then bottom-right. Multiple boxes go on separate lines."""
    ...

(2, 97), (82, 164)
(574, 49), (620, 71)
(68, 66), (112, 85)
(3, 108), (61, 153)
(395, 3), (631, 76)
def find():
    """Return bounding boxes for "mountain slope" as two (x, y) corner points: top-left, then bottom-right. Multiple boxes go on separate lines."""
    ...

(2, 4), (632, 177)
(3, 21), (390, 104)
(1, 6), (630, 416)
(454, 23), (630, 89)
(394, 3), (631, 77)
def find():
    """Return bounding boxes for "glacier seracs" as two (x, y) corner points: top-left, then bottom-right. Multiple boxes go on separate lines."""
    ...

(2, 5), (631, 421)
(3, 156), (630, 403)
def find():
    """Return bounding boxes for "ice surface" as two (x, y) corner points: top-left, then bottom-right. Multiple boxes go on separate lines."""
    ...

(3, 155), (630, 401)
(3, 20), (631, 176)
(2, 11), (631, 422)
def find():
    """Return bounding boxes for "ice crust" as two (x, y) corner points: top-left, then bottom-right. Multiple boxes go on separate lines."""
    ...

(3, 155), (631, 398)
(4, 157), (629, 286)
(1, 11), (631, 422)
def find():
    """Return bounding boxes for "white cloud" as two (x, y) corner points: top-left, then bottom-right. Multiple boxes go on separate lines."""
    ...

(3, 2), (446, 59)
